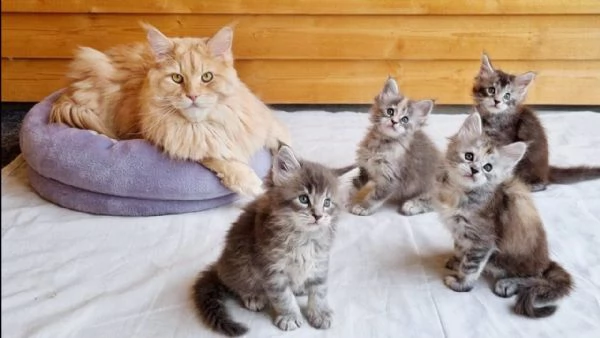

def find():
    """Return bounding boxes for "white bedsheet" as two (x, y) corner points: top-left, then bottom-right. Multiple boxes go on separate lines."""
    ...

(2, 110), (600, 338)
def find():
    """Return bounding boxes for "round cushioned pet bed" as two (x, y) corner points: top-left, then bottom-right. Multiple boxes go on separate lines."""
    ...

(20, 91), (272, 216)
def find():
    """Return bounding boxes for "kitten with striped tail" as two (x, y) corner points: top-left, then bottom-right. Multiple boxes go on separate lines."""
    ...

(434, 112), (573, 318)
(193, 145), (354, 336)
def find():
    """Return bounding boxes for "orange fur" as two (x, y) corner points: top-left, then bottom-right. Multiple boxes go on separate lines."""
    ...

(50, 24), (290, 196)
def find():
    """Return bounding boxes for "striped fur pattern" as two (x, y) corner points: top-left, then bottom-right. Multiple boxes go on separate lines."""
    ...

(193, 146), (352, 336)
(434, 113), (573, 318)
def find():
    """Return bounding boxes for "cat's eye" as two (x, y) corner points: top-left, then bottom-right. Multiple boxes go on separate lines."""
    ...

(483, 163), (493, 172)
(400, 116), (409, 124)
(465, 152), (474, 161)
(298, 194), (310, 205)
(171, 73), (184, 84)
(385, 108), (395, 116)
(201, 71), (214, 83)
(323, 198), (331, 208)
(503, 93), (511, 101)
(487, 87), (495, 95)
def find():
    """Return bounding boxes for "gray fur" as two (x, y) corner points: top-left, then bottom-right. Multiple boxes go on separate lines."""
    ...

(434, 113), (573, 318)
(350, 77), (442, 216)
(193, 146), (344, 335)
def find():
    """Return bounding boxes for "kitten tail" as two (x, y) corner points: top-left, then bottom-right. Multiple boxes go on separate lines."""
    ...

(548, 166), (600, 184)
(192, 267), (248, 336)
(514, 261), (573, 318)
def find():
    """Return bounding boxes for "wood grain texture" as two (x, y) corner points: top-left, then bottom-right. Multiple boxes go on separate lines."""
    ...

(3, 59), (599, 104)
(3, 0), (599, 15)
(3, 14), (600, 61)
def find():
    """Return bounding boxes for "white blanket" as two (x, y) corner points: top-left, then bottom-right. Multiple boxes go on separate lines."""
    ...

(3, 110), (600, 338)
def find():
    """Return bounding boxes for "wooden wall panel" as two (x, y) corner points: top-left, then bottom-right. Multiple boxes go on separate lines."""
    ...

(3, 14), (599, 61)
(2, 0), (599, 104)
(3, 0), (599, 15)
(4, 59), (599, 104)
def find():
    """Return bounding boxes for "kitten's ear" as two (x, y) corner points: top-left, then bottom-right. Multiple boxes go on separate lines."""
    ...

(514, 72), (536, 95)
(498, 142), (527, 168)
(208, 26), (234, 57)
(479, 53), (495, 76)
(142, 23), (173, 59)
(272, 146), (301, 185)
(411, 99), (434, 122)
(457, 112), (482, 140)
(381, 77), (400, 96)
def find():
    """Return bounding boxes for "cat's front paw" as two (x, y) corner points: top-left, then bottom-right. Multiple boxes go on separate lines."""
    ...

(242, 294), (266, 311)
(399, 199), (431, 216)
(444, 256), (461, 271)
(224, 171), (264, 197)
(493, 278), (519, 298)
(274, 313), (304, 331)
(350, 204), (373, 216)
(306, 306), (333, 329)
(444, 274), (473, 292)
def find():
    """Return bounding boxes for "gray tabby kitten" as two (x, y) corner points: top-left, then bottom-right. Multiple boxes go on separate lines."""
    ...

(435, 113), (572, 318)
(350, 77), (442, 216)
(473, 53), (600, 191)
(193, 146), (351, 336)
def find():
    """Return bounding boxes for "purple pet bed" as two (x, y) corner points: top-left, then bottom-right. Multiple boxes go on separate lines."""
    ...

(19, 91), (272, 216)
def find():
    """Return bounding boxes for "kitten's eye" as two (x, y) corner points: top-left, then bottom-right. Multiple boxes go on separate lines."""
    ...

(483, 163), (493, 172)
(201, 71), (214, 83)
(171, 73), (184, 84)
(385, 108), (395, 116)
(323, 198), (331, 208)
(503, 93), (511, 101)
(298, 194), (310, 205)
(465, 152), (474, 161)
(400, 116), (409, 124)
(487, 87), (495, 95)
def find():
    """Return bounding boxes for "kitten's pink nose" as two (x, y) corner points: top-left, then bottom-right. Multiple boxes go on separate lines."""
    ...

(494, 99), (501, 105)
(313, 213), (323, 221)
(187, 95), (198, 101)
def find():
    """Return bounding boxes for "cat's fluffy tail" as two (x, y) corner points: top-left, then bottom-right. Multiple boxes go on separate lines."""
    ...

(192, 267), (248, 336)
(549, 166), (600, 184)
(514, 261), (573, 318)
(49, 47), (117, 138)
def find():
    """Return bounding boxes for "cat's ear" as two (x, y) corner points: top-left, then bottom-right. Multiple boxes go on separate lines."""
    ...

(479, 53), (495, 76)
(498, 142), (527, 168)
(272, 146), (301, 185)
(142, 23), (173, 59)
(208, 26), (234, 57)
(382, 77), (399, 96)
(457, 112), (482, 140)
(411, 99), (434, 123)
(514, 72), (536, 96)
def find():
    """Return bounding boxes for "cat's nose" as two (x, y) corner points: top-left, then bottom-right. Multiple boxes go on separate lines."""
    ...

(471, 167), (480, 175)
(187, 95), (198, 101)
(313, 213), (323, 221)
(493, 99), (500, 105)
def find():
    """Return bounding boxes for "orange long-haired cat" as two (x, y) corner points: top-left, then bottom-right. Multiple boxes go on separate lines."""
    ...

(50, 24), (290, 197)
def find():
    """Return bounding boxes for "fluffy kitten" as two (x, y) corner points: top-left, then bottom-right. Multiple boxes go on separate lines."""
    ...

(435, 113), (573, 318)
(473, 53), (600, 191)
(50, 24), (290, 197)
(193, 146), (352, 336)
(350, 77), (442, 216)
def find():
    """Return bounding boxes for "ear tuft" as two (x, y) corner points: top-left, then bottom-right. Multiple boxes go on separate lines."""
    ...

(141, 22), (173, 59)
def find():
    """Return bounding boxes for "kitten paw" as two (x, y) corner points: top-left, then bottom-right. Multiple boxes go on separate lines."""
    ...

(444, 256), (460, 271)
(274, 313), (303, 331)
(293, 286), (307, 296)
(530, 183), (547, 192)
(306, 306), (333, 329)
(493, 279), (519, 298)
(242, 295), (266, 311)
(350, 205), (373, 216)
(399, 200), (431, 216)
(444, 274), (473, 292)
